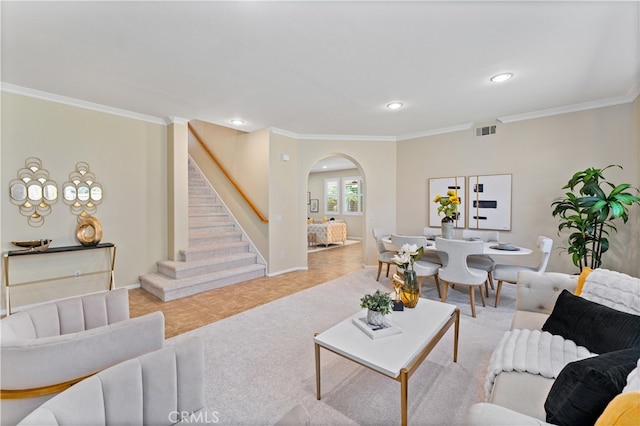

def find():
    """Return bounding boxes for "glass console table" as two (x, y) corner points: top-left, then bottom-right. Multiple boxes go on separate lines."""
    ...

(3, 243), (116, 315)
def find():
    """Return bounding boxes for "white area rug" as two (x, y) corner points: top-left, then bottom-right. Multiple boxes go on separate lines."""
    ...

(307, 239), (360, 253)
(167, 268), (517, 425)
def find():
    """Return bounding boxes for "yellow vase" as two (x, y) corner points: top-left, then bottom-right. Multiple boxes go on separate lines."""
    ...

(399, 269), (420, 308)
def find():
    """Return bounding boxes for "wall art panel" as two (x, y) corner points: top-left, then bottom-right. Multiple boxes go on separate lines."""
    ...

(467, 174), (512, 230)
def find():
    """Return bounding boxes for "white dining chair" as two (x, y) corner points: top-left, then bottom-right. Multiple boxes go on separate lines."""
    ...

(421, 228), (447, 265)
(372, 228), (396, 281)
(436, 237), (488, 318)
(390, 234), (442, 298)
(492, 236), (554, 307)
(462, 230), (500, 295)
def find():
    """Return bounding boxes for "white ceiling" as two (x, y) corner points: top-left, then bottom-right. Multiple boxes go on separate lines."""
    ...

(1, 1), (638, 139)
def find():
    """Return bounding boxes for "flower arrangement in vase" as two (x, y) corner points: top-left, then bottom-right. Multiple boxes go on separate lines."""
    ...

(391, 243), (424, 308)
(433, 190), (460, 238)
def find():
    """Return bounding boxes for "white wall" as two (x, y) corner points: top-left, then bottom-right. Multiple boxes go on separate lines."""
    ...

(395, 100), (640, 276)
(1, 92), (168, 310)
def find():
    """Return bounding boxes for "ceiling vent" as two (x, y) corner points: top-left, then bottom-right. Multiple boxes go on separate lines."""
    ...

(475, 124), (497, 137)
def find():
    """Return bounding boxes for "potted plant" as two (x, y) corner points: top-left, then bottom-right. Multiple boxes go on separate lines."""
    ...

(360, 289), (394, 326)
(551, 165), (640, 272)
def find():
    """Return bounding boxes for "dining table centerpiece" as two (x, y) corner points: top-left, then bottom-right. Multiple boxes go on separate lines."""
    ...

(391, 243), (424, 308)
(433, 190), (460, 239)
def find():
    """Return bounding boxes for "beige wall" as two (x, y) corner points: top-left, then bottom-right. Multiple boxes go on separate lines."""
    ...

(307, 168), (364, 240)
(1, 92), (168, 310)
(188, 120), (269, 264)
(297, 138), (397, 269)
(268, 131), (299, 274)
(396, 101), (640, 276)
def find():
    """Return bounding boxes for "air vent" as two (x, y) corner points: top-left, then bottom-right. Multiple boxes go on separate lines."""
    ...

(475, 125), (497, 137)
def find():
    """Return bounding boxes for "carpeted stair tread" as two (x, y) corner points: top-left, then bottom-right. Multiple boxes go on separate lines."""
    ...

(140, 263), (266, 301)
(157, 252), (258, 279)
(189, 230), (242, 246)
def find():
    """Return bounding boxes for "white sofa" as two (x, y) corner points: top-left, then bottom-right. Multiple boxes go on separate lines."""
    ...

(1, 289), (165, 425)
(467, 269), (640, 425)
(307, 221), (347, 246)
(18, 337), (310, 426)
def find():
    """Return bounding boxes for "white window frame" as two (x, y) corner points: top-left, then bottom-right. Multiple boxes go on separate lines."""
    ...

(342, 176), (363, 216)
(323, 178), (339, 215)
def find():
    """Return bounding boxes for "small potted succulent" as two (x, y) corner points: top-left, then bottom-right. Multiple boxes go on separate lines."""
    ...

(360, 289), (394, 326)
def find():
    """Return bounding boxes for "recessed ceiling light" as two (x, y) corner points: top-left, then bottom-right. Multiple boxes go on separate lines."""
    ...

(490, 73), (513, 83)
(386, 102), (403, 110)
(230, 119), (245, 125)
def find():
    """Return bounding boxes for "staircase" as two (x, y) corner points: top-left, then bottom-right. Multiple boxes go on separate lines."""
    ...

(139, 160), (266, 301)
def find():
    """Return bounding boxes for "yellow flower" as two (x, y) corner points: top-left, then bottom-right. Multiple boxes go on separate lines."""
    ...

(434, 190), (460, 217)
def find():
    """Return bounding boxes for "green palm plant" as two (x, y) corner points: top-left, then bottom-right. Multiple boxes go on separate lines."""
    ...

(551, 165), (640, 271)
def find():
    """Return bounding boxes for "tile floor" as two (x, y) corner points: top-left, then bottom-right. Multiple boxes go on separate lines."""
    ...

(129, 241), (367, 338)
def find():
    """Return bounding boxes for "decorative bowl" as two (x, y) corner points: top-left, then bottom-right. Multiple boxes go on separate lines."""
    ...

(12, 239), (52, 248)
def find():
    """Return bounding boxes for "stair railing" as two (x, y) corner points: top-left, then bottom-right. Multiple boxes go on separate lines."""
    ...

(188, 122), (269, 223)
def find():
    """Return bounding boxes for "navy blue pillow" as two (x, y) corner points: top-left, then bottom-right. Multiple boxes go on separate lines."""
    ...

(541, 290), (640, 353)
(544, 347), (640, 426)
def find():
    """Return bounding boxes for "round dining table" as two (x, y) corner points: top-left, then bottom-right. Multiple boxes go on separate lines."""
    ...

(382, 236), (533, 256)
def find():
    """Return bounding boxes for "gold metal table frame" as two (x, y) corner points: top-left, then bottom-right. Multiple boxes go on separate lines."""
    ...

(314, 307), (460, 426)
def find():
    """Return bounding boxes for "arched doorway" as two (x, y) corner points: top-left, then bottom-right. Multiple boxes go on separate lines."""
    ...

(306, 155), (365, 269)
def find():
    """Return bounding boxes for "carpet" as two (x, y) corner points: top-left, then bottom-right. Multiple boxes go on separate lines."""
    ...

(307, 239), (360, 253)
(166, 268), (517, 425)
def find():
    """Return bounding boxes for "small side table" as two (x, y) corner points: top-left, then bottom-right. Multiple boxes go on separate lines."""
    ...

(308, 233), (317, 248)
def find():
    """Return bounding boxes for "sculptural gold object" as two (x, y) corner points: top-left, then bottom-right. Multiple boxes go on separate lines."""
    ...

(76, 217), (102, 246)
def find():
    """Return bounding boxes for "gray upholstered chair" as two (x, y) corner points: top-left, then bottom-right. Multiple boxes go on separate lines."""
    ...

(390, 234), (442, 297)
(18, 337), (310, 426)
(436, 237), (488, 318)
(493, 236), (553, 307)
(462, 229), (500, 295)
(372, 228), (396, 281)
(1, 288), (165, 425)
(422, 228), (448, 265)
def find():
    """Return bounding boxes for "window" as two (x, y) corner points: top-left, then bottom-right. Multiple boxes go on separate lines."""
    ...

(324, 178), (339, 214)
(342, 177), (363, 215)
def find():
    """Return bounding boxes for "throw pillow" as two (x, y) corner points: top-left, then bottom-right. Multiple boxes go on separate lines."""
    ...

(541, 290), (640, 353)
(545, 347), (640, 426)
(595, 391), (640, 426)
(574, 267), (592, 296)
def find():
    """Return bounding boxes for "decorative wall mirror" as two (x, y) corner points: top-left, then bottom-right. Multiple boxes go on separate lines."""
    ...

(9, 157), (58, 227)
(62, 162), (103, 220)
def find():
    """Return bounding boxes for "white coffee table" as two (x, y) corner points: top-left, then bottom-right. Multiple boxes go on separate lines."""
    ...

(314, 299), (460, 425)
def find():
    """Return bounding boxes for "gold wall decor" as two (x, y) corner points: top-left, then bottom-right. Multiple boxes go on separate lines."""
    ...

(76, 216), (103, 246)
(62, 162), (103, 220)
(9, 157), (58, 227)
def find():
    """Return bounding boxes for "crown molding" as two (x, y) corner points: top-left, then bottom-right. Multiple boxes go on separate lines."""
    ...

(497, 89), (638, 124)
(1, 83), (167, 125)
(165, 116), (189, 125)
(271, 127), (396, 142)
(4, 82), (637, 138)
(396, 122), (475, 141)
